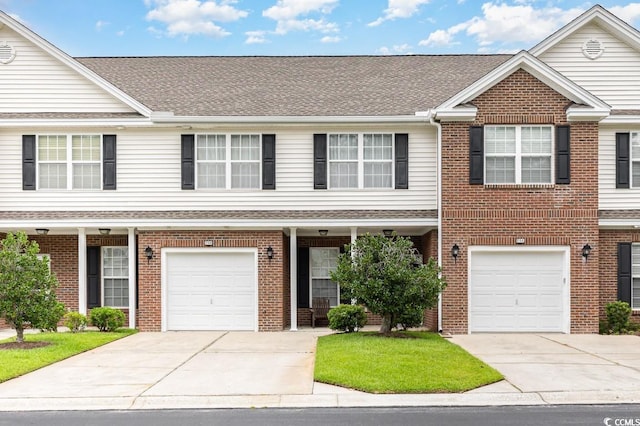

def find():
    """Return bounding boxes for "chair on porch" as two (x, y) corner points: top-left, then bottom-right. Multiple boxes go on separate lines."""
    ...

(311, 297), (331, 328)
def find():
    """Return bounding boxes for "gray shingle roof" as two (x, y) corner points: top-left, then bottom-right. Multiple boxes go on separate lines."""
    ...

(76, 55), (511, 117)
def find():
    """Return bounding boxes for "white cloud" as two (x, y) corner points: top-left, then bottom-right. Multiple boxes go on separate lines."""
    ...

(145, 0), (248, 38)
(610, 3), (640, 25)
(245, 30), (268, 44)
(377, 43), (412, 54)
(263, 0), (338, 20)
(116, 30), (125, 37)
(368, 0), (431, 27)
(95, 20), (110, 31)
(321, 35), (341, 43)
(274, 18), (338, 35)
(419, 29), (456, 47)
(262, 0), (339, 36)
(419, 2), (584, 51)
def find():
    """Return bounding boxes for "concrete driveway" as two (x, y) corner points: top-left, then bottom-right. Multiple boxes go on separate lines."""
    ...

(2, 330), (640, 410)
(451, 333), (640, 404)
(0, 330), (329, 410)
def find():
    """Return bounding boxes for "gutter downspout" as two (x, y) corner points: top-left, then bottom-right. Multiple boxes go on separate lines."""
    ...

(430, 115), (443, 333)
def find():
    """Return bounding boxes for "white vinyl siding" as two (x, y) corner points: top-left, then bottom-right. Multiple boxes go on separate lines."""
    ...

(0, 126), (436, 211)
(485, 126), (552, 184)
(599, 127), (640, 210)
(38, 134), (101, 190)
(328, 133), (394, 189)
(102, 247), (129, 308)
(538, 24), (640, 110)
(196, 134), (260, 189)
(310, 248), (339, 307)
(0, 27), (135, 113)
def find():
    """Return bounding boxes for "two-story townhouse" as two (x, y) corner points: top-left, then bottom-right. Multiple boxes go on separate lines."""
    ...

(0, 5), (638, 334)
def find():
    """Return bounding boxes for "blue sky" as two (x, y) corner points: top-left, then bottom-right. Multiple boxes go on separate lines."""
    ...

(2, 0), (640, 57)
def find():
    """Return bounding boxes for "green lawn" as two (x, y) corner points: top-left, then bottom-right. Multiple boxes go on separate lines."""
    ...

(0, 329), (137, 383)
(314, 331), (503, 393)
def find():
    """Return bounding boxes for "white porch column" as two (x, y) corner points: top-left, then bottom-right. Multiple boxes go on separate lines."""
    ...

(127, 227), (136, 329)
(77, 228), (87, 315)
(350, 227), (358, 245)
(289, 227), (298, 331)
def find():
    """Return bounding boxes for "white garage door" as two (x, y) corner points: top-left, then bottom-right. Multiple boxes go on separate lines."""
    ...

(469, 250), (567, 333)
(166, 251), (256, 331)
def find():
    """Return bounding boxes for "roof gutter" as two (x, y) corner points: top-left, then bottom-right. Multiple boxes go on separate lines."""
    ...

(150, 113), (433, 125)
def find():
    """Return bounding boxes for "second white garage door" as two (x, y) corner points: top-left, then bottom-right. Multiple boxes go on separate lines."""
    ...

(469, 249), (568, 333)
(165, 250), (256, 331)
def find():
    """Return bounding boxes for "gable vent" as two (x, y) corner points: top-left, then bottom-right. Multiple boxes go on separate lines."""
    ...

(0, 42), (15, 64)
(582, 38), (604, 60)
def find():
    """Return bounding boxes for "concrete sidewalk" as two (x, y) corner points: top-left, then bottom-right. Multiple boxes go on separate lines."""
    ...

(0, 330), (640, 410)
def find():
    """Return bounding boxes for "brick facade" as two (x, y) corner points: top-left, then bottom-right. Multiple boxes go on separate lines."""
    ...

(440, 69), (600, 334)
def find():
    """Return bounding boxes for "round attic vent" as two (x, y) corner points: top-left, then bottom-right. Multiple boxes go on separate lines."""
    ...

(582, 38), (604, 60)
(0, 42), (15, 64)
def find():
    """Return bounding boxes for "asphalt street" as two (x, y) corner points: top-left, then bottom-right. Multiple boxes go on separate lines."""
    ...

(1, 405), (640, 426)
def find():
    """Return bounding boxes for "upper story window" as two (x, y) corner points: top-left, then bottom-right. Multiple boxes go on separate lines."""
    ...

(485, 126), (553, 184)
(196, 134), (261, 189)
(38, 135), (101, 190)
(631, 132), (640, 187)
(328, 133), (394, 189)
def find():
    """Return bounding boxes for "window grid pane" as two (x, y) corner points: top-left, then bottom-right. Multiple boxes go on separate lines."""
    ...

(521, 156), (551, 184)
(311, 248), (339, 307)
(73, 164), (101, 189)
(230, 135), (260, 189)
(485, 126), (516, 154)
(197, 134), (226, 188)
(485, 156), (515, 184)
(103, 247), (129, 308)
(329, 162), (358, 188)
(39, 163), (67, 189)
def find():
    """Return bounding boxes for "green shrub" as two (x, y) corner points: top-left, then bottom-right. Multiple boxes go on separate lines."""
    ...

(63, 311), (87, 333)
(37, 301), (65, 332)
(398, 307), (424, 330)
(89, 307), (126, 332)
(606, 301), (631, 334)
(327, 304), (367, 333)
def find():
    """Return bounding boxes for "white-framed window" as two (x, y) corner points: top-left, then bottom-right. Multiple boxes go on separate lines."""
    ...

(632, 244), (640, 309)
(310, 247), (340, 307)
(485, 126), (553, 184)
(328, 133), (394, 189)
(102, 246), (129, 308)
(37, 134), (101, 190)
(196, 134), (261, 189)
(631, 132), (640, 187)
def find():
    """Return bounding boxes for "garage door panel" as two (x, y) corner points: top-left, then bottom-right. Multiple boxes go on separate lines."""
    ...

(166, 251), (256, 331)
(469, 250), (566, 333)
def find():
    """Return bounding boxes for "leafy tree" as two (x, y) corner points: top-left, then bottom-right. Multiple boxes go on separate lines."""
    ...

(0, 232), (61, 342)
(331, 233), (446, 334)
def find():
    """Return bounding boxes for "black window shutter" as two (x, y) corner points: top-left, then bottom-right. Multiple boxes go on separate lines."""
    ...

(395, 133), (409, 189)
(262, 134), (276, 190)
(469, 126), (484, 185)
(556, 125), (570, 184)
(313, 134), (327, 189)
(297, 247), (310, 308)
(103, 134), (117, 190)
(87, 246), (101, 309)
(616, 133), (630, 188)
(22, 135), (36, 190)
(181, 134), (195, 190)
(618, 243), (632, 304)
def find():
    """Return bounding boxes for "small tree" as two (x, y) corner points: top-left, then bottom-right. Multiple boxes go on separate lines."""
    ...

(331, 233), (446, 334)
(0, 232), (61, 342)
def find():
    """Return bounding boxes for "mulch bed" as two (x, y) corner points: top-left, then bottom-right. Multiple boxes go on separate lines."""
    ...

(0, 341), (51, 350)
